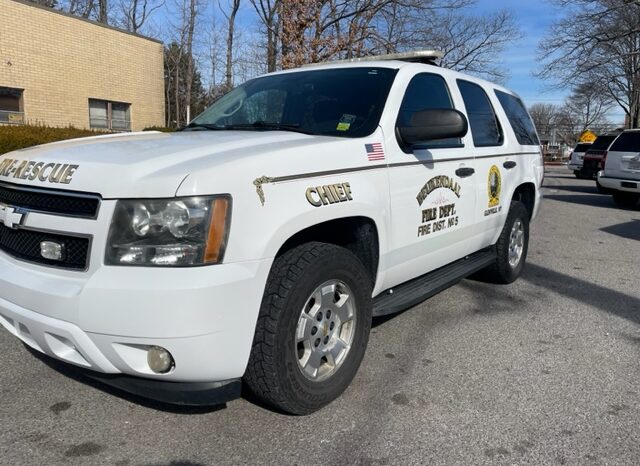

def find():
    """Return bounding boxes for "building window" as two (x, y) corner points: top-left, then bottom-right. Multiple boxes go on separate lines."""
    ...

(0, 87), (25, 124)
(89, 99), (131, 131)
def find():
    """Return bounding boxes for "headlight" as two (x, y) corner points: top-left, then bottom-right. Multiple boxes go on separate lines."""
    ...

(105, 195), (231, 267)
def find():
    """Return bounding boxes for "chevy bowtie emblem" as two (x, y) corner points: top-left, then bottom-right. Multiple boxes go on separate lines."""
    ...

(0, 203), (25, 229)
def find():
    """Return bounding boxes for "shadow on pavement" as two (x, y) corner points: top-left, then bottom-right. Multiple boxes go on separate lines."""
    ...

(544, 184), (602, 195)
(23, 345), (227, 415)
(543, 193), (615, 209)
(601, 220), (640, 241)
(522, 263), (640, 326)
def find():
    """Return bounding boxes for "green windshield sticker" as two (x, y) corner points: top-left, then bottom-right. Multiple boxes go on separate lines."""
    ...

(337, 114), (356, 131)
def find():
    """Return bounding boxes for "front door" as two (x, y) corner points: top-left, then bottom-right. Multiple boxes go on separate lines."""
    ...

(385, 72), (479, 289)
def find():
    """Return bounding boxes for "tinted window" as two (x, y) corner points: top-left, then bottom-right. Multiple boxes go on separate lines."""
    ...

(609, 131), (640, 152)
(573, 143), (591, 153)
(587, 135), (617, 152)
(191, 68), (397, 138)
(494, 90), (539, 145)
(458, 80), (503, 147)
(397, 73), (460, 148)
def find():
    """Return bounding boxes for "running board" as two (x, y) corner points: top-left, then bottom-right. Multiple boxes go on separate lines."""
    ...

(372, 249), (497, 317)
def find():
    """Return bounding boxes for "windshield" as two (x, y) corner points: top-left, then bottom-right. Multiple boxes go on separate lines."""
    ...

(574, 143), (591, 152)
(187, 67), (397, 138)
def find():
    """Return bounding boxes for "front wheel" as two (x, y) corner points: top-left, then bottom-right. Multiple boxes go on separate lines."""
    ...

(244, 242), (372, 415)
(482, 201), (530, 284)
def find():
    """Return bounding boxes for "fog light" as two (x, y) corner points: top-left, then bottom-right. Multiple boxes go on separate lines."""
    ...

(147, 346), (174, 374)
(40, 241), (64, 261)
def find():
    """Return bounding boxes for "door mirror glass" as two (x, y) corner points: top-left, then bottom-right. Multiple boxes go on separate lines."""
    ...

(397, 108), (468, 146)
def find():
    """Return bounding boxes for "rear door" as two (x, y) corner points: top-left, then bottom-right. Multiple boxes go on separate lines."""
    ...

(454, 80), (511, 246)
(605, 131), (640, 181)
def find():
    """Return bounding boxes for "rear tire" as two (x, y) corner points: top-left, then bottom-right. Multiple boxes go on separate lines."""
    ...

(612, 191), (640, 208)
(244, 242), (372, 415)
(574, 170), (582, 179)
(482, 201), (529, 284)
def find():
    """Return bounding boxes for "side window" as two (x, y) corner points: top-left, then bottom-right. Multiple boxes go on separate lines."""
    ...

(457, 80), (503, 147)
(397, 73), (461, 148)
(494, 90), (539, 145)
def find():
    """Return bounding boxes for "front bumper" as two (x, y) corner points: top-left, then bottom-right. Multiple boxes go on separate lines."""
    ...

(598, 173), (640, 193)
(0, 253), (272, 383)
(567, 162), (581, 171)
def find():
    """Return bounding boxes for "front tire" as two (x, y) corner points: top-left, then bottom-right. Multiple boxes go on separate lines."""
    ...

(612, 191), (640, 208)
(483, 201), (530, 284)
(244, 242), (372, 415)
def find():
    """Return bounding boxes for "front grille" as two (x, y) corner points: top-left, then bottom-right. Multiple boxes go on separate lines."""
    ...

(0, 224), (90, 270)
(0, 182), (100, 218)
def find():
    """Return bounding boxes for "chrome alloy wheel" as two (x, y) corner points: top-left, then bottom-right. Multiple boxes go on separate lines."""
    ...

(508, 218), (525, 268)
(296, 280), (357, 382)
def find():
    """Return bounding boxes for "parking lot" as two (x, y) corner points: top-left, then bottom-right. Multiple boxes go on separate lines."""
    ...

(0, 166), (638, 466)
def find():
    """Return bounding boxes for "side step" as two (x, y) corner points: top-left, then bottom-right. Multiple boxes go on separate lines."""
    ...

(372, 248), (497, 317)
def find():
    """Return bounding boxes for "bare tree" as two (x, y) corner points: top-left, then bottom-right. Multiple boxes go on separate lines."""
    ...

(423, 9), (520, 82)
(97, 0), (108, 22)
(220, 0), (241, 91)
(564, 83), (614, 132)
(119, 0), (163, 33)
(538, 0), (640, 128)
(251, 0), (280, 72)
(529, 103), (561, 139)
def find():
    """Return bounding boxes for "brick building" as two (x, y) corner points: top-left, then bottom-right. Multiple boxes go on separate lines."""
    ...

(0, 0), (164, 131)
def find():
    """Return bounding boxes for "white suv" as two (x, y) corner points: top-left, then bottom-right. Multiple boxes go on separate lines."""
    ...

(0, 51), (543, 414)
(567, 142), (592, 177)
(598, 129), (640, 208)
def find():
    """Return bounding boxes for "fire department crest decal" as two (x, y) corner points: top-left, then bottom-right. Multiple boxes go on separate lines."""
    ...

(488, 165), (501, 207)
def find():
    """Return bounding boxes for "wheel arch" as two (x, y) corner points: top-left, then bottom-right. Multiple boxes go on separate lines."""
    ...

(511, 182), (536, 220)
(274, 216), (380, 286)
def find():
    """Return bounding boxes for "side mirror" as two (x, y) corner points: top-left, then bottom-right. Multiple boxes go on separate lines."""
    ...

(397, 109), (468, 146)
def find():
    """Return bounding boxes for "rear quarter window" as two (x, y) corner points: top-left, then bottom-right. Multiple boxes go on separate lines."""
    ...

(609, 132), (640, 152)
(494, 90), (539, 146)
(457, 80), (503, 147)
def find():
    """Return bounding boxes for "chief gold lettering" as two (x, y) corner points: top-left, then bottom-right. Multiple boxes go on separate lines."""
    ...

(0, 159), (80, 184)
(306, 182), (353, 207)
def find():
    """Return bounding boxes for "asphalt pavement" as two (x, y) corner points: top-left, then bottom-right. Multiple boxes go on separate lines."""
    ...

(1, 166), (639, 466)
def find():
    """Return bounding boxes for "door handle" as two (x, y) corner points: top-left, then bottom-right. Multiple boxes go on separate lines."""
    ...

(455, 167), (475, 177)
(503, 161), (517, 169)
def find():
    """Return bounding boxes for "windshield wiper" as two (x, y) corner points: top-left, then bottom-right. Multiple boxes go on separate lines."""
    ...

(180, 122), (226, 131)
(222, 121), (313, 135)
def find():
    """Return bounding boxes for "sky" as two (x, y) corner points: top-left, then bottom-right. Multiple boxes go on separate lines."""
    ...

(157, 0), (626, 125)
(471, 0), (626, 124)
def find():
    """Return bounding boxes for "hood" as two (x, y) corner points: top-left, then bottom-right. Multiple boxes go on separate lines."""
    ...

(0, 130), (327, 198)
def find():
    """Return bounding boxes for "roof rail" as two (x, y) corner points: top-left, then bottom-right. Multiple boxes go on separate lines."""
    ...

(303, 50), (444, 67)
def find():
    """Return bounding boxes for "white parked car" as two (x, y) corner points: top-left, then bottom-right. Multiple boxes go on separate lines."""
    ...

(0, 51), (543, 414)
(567, 142), (592, 176)
(598, 129), (640, 208)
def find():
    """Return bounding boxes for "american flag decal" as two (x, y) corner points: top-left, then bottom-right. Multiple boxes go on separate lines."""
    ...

(365, 143), (385, 161)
